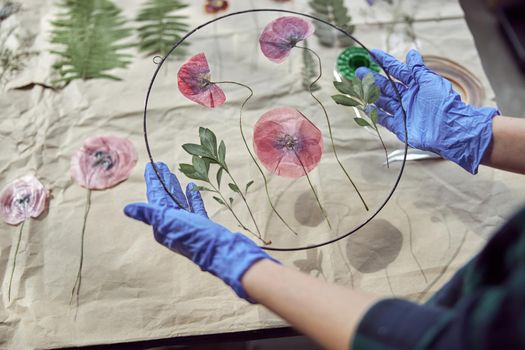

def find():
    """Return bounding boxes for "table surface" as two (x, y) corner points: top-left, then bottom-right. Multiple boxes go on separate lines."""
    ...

(1, 1), (525, 349)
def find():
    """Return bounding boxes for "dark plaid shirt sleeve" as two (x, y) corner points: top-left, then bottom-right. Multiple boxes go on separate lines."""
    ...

(351, 205), (525, 350)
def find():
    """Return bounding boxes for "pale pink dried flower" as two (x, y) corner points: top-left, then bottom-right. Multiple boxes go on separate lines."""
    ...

(0, 175), (49, 225)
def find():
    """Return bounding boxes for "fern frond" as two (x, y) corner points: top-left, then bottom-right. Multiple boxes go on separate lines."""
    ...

(308, 0), (354, 47)
(50, 0), (133, 84)
(135, 0), (190, 58)
(301, 39), (320, 92)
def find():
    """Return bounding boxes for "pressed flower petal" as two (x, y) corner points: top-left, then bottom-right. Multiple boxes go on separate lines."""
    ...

(259, 29), (293, 63)
(271, 16), (315, 42)
(253, 107), (323, 178)
(177, 52), (226, 108)
(204, 0), (229, 14)
(0, 175), (49, 225)
(71, 136), (138, 190)
(259, 16), (315, 63)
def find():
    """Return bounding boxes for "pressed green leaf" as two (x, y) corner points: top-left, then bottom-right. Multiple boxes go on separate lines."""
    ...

(216, 167), (224, 189)
(179, 163), (195, 173)
(202, 157), (211, 175)
(191, 186), (215, 192)
(354, 117), (371, 127)
(228, 183), (240, 194)
(245, 180), (255, 194)
(363, 73), (380, 103)
(229, 197), (234, 206)
(366, 85), (381, 104)
(333, 81), (360, 99)
(199, 127), (217, 157)
(179, 163), (205, 181)
(192, 156), (209, 180)
(182, 143), (211, 157)
(135, 0), (189, 57)
(218, 140), (226, 166)
(332, 94), (361, 107)
(213, 196), (225, 206)
(369, 108), (379, 125)
(352, 76), (364, 98)
(50, 0), (133, 84)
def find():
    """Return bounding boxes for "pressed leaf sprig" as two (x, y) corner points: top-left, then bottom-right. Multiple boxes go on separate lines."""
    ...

(135, 0), (190, 58)
(332, 73), (390, 167)
(50, 0), (133, 84)
(179, 127), (270, 245)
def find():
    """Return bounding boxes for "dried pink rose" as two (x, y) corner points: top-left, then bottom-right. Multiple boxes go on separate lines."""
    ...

(259, 16), (315, 63)
(253, 107), (324, 178)
(71, 136), (138, 190)
(0, 175), (49, 225)
(177, 52), (226, 108)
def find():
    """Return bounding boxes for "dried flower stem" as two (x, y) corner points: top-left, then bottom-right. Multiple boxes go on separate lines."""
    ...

(208, 182), (270, 245)
(8, 220), (25, 302)
(295, 45), (369, 211)
(375, 124), (390, 168)
(71, 189), (91, 311)
(214, 80), (299, 236)
(224, 170), (262, 235)
(294, 150), (332, 229)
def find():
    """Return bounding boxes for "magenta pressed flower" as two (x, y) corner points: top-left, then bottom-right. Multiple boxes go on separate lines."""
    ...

(0, 175), (49, 226)
(253, 107), (324, 178)
(177, 52), (226, 108)
(70, 135), (137, 190)
(259, 16), (315, 63)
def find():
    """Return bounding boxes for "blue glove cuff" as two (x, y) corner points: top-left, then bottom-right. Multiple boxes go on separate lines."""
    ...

(447, 105), (499, 174)
(201, 232), (279, 303)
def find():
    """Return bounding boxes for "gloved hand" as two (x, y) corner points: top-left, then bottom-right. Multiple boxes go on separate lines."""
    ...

(356, 49), (499, 174)
(124, 162), (277, 301)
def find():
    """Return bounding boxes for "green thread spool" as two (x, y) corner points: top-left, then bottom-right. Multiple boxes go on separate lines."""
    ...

(336, 47), (380, 81)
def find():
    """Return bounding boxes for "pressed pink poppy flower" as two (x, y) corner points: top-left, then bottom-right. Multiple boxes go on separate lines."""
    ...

(177, 52), (226, 108)
(0, 175), (49, 225)
(259, 16), (315, 63)
(253, 107), (323, 178)
(204, 0), (228, 14)
(71, 135), (138, 190)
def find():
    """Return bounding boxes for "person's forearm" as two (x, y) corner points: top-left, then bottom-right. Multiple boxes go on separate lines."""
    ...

(242, 259), (380, 350)
(481, 116), (525, 174)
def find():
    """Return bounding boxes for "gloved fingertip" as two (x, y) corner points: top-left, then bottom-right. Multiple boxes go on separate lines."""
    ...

(355, 67), (371, 79)
(124, 202), (155, 224)
(145, 162), (167, 181)
(186, 183), (209, 218)
(369, 48), (384, 63)
(406, 49), (424, 69)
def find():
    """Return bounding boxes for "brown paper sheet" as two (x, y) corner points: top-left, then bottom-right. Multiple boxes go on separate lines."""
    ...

(1, 1), (524, 349)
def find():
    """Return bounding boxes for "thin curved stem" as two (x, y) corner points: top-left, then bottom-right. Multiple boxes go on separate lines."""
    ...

(209, 182), (270, 245)
(375, 125), (390, 168)
(8, 220), (25, 302)
(71, 189), (91, 310)
(294, 150), (332, 230)
(224, 169), (263, 238)
(295, 45), (369, 211)
(213, 80), (299, 236)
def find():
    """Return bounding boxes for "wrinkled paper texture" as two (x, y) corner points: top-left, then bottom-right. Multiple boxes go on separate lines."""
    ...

(1, 0), (524, 349)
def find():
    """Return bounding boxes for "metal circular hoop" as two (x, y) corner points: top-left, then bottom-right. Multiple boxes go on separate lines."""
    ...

(143, 8), (409, 252)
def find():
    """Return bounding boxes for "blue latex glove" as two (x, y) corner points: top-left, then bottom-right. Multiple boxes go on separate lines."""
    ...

(356, 49), (499, 174)
(124, 162), (276, 301)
